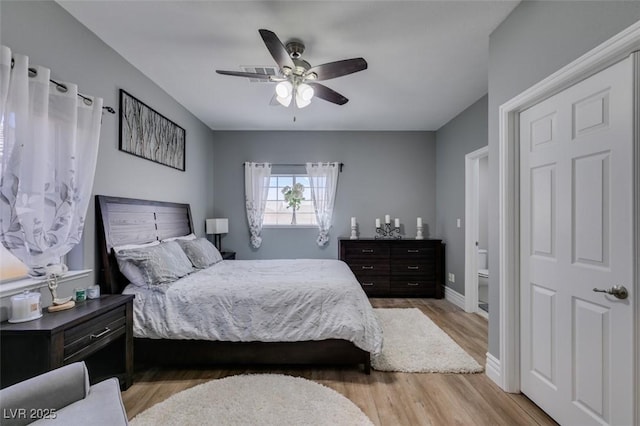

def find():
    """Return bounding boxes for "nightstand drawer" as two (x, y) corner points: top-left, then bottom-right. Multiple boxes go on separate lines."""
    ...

(64, 305), (126, 362)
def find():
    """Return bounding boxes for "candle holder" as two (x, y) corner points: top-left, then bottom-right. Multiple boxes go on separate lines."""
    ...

(375, 223), (401, 239)
(350, 224), (358, 240)
(416, 225), (424, 240)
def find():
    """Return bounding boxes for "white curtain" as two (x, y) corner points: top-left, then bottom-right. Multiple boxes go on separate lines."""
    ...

(244, 162), (271, 249)
(0, 46), (103, 276)
(306, 162), (340, 246)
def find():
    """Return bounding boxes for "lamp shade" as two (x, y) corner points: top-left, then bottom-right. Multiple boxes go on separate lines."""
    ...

(275, 81), (293, 107)
(206, 218), (229, 234)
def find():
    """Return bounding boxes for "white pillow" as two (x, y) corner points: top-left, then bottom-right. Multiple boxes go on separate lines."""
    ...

(113, 240), (160, 287)
(161, 233), (197, 242)
(177, 238), (223, 269)
(116, 241), (194, 286)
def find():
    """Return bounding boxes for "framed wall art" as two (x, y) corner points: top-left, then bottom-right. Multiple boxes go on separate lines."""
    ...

(119, 89), (186, 171)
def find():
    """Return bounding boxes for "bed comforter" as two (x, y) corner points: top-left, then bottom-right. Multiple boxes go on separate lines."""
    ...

(122, 259), (383, 355)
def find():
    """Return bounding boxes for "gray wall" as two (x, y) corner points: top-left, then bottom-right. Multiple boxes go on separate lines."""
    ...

(212, 131), (437, 260)
(486, 0), (640, 357)
(435, 95), (488, 295)
(0, 1), (215, 307)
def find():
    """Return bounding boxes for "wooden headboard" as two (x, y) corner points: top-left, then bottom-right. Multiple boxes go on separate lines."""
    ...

(95, 195), (193, 295)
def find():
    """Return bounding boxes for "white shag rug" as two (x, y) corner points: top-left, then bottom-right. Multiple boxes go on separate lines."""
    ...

(129, 374), (373, 426)
(372, 308), (484, 373)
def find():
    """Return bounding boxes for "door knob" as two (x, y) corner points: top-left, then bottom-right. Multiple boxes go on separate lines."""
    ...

(592, 285), (629, 300)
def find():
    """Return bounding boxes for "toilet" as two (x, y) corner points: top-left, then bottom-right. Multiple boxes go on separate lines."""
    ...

(477, 249), (489, 307)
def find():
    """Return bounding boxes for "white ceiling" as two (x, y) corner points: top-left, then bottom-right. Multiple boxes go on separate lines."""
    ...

(58, 1), (519, 131)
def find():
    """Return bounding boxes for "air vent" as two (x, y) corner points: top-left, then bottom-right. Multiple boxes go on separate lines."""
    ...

(240, 66), (279, 83)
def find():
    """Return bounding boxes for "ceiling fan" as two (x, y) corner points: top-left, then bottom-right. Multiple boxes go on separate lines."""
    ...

(216, 29), (367, 108)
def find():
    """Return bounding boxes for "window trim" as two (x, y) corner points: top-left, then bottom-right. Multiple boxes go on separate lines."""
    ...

(263, 224), (318, 229)
(0, 269), (91, 298)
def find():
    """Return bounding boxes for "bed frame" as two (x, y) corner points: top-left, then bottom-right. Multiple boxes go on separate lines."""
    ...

(95, 195), (371, 373)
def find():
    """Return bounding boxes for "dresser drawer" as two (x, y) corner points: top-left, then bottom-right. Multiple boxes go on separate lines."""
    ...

(64, 305), (127, 363)
(343, 244), (390, 260)
(391, 263), (436, 277)
(348, 262), (390, 276)
(356, 277), (390, 294)
(390, 245), (435, 259)
(390, 279), (436, 290)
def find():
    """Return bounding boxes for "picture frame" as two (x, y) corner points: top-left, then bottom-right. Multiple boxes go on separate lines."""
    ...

(119, 89), (186, 171)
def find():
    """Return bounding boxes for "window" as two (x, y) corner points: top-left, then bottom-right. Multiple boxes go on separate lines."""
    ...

(264, 174), (317, 226)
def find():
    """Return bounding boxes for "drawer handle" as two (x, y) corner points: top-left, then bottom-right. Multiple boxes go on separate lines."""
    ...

(362, 282), (374, 286)
(407, 283), (420, 286)
(361, 266), (374, 270)
(407, 266), (420, 270)
(90, 327), (111, 340)
(361, 249), (374, 253)
(407, 249), (420, 253)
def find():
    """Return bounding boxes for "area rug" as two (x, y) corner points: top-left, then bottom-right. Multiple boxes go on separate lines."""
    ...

(129, 374), (373, 426)
(372, 308), (483, 373)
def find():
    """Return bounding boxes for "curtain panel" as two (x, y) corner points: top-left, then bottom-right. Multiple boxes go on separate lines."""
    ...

(306, 162), (340, 246)
(244, 162), (271, 249)
(0, 45), (103, 275)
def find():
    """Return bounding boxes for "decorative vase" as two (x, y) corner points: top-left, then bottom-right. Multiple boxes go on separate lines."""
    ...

(291, 208), (297, 225)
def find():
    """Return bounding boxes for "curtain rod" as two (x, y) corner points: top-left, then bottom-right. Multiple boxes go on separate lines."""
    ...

(10, 58), (115, 114)
(243, 162), (344, 172)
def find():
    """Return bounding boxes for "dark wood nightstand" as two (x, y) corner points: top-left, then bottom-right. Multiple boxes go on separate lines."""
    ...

(221, 251), (236, 260)
(0, 294), (134, 390)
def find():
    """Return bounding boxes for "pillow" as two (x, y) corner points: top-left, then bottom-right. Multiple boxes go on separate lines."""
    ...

(177, 238), (223, 269)
(113, 240), (160, 287)
(161, 233), (197, 242)
(116, 241), (194, 286)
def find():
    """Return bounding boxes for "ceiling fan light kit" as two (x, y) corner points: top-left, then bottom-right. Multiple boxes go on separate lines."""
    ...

(216, 29), (367, 109)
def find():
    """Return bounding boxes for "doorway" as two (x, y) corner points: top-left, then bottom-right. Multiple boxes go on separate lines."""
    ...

(464, 145), (489, 317)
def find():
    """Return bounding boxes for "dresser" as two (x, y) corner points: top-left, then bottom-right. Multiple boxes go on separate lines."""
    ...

(339, 238), (445, 298)
(0, 294), (134, 390)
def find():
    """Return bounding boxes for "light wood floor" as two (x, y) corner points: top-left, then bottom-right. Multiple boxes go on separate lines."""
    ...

(121, 298), (558, 425)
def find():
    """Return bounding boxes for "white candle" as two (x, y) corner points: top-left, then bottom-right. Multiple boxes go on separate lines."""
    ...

(351, 217), (356, 227)
(385, 214), (390, 224)
(395, 218), (400, 228)
(417, 217), (422, 227)
(375, 218), (381, 228)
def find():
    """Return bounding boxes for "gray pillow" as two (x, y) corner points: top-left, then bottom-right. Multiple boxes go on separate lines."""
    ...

(177, 238), (223, 269)
(116, 241), (193, 286)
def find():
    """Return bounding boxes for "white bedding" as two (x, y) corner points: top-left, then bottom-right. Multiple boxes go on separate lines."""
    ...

(122, 259), (383, 355)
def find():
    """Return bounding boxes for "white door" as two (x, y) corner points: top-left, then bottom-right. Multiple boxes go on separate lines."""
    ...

(519, 56), (634, 425)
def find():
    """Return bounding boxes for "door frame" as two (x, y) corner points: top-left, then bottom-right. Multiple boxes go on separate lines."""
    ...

(496, 20), (640, 424)
(464, 146), (489, 314)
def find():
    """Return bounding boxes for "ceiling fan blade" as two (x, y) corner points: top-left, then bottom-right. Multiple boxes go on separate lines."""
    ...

(306, 58), (367, 81)
(216, 70), (274, 80)
(307, 83), (348, 105)
(259, 29), (295, 71)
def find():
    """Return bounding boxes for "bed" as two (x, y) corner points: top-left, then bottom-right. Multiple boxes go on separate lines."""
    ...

(95, 195), (382, 373)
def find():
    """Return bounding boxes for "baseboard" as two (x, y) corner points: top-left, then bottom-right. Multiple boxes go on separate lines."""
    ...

(485, 351), (502, 388)
(444, 286), (465, 310)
